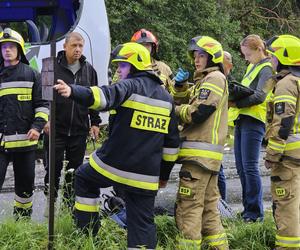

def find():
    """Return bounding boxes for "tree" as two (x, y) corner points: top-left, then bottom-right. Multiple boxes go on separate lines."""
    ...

(105, 0), (300, 80)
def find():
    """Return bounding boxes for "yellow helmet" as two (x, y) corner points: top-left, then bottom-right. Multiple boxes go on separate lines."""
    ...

(266, 34), (300, 66)
(0, 28), (29, 64)
(188, 36), (224, 64)
(111, 42), (152, 71)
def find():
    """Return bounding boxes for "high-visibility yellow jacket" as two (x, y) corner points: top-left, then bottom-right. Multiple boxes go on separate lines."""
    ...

(230, 59), (273, 123)
(173, 66), (228, 173)
(265, 70), (300, 163)
(0, 62), (49, 152)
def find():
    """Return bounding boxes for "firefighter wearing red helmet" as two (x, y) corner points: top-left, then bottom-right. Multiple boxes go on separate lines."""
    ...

(131, 28), (174, 91)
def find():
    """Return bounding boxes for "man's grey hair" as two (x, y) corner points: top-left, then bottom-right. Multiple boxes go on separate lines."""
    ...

(65, 32), (85, 43)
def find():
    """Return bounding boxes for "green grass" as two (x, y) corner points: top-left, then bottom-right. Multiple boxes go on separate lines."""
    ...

(85, 126), (108, 155)
(0, 211), (276, 250)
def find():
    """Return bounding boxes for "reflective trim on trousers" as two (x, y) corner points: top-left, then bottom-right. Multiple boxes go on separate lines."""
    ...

(75, 196), (100, 213)
(74, 202), (100, 212)
(177, 237), (202, 250)
(276, 234), (300, 248)
(204, 233), (228, 247)
(14, 194), (33, 209)
(14, 201), (33, 209)
(14, 194), (33, 203)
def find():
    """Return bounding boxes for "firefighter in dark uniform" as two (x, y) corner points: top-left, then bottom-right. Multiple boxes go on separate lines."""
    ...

(54, 42), (180, 249)
(265, 34), (300, 250)
(0, 28), (49, 218)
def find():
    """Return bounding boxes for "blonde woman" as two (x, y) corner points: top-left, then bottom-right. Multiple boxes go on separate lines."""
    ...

(230, 35), (273, 222)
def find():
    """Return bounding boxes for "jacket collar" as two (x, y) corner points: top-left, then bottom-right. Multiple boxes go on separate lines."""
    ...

(0, 61), (22, 74)
(193, 66), (220, 81)
(129, 70), (163, 85)
(57, 50), (86, 67)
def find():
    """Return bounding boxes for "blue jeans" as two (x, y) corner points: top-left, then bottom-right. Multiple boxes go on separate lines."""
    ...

(234, 115), (264, 221)
(218, 164), (226, 201)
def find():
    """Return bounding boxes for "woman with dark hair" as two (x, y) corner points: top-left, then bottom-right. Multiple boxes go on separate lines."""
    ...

(173, 35), (229, 250)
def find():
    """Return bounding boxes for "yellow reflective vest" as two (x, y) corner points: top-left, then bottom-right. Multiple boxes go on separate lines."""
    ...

(231, 61), (272, 123)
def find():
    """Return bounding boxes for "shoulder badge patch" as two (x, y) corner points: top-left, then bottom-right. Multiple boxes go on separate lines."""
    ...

(275, 102), (285, 115)
(199, 88), (211, 100)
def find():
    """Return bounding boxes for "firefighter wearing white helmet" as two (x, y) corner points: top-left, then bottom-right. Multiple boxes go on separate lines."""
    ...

(54, 42), (180, 249)
(265, 34), (300, 250)
(173, 35), (229, 249)
(0, 28), (49, 219)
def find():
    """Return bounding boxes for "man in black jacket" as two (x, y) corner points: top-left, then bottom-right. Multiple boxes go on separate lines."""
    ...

(43, 32), (101, 215)
(0, 28), (49, 219)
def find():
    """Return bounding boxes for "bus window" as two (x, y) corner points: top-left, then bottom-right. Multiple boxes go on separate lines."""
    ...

(0, 0), (82, 43)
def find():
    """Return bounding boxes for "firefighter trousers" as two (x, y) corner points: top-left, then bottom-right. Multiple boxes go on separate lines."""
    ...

(0, 150), (35, 218)
(175, 163), (228, 249)
(271, 160), (300, 250)
(74, 162), (157, 249)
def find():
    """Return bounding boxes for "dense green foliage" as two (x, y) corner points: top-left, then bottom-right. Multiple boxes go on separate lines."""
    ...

(0, 212), (276, 249)
(105, 0), (300, 80)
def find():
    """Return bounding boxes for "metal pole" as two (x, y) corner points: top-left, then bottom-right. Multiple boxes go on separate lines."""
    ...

(48, 41), (56, 250)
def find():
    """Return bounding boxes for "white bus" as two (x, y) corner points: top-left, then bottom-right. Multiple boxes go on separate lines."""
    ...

(0, 0), (111, 86)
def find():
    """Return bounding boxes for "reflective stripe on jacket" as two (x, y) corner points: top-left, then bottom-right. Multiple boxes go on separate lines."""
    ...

(173, 67), (228, 172)
(0, 62), (49, 151)
(70, 71), (180, 193)
(266, 75), (300, 162)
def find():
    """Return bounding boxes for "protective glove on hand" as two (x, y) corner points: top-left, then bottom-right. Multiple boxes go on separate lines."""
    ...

(174, 68), (189, 87)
